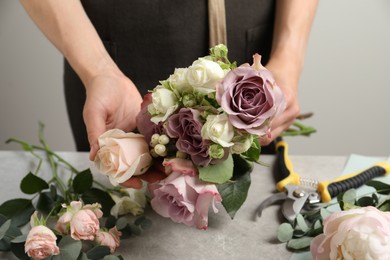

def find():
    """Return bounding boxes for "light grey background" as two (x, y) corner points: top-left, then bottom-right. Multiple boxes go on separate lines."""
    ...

(1, 0), (389, 156)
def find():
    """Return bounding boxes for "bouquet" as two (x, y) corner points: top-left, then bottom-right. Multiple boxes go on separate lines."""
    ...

(94, 44), (313, 229)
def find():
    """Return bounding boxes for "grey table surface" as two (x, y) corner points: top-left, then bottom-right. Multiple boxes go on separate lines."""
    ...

(0, 151), (348, 260)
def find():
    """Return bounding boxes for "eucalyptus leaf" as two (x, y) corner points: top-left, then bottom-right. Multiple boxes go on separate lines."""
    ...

(295, 214), (309, 232)
(378, 200), (390, 212)
(0, 199), (35, 227)
(320, 208), (331, 220)
(287, 236), (313, 250)
(116, 217), (128, 230)
(10, 235), (28, 260)
(342, 189), (357, 204)
(86, 245), (111, 260)
(77, 252), (89, 260)
(0, 219), (11, 240)
(357, 196), (376, 207)
(81, 188), (115, 217)
(20, 172), (49, 195)
(73, 169), (93, 194)
(199, 154), (233, 184)
(103, 255), (122, 260)
(135, 216), (152, 230)
(0, 215), (22, 251)
(366, 180), (390, 195)
(277, 223), (294, 242)
(52, 236), (82, 260)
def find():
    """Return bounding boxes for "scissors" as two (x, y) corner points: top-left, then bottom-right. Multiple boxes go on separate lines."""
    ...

(256, 137), (390, 222)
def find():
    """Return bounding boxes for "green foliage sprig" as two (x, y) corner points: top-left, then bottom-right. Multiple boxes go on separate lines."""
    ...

(0, 123), (151, 259)
(277, 181), (390, 251)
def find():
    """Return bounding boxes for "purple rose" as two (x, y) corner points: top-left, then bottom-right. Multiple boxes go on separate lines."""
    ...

(165, 108), (212, 167)
(216, 54), (286, 136)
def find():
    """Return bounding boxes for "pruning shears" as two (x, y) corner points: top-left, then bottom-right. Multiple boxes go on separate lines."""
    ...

(256, 137), (390, 222)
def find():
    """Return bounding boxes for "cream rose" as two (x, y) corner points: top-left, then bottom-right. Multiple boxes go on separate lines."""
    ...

(95, 129), (152, 186)
(110, 188), (147, 217)
(95, 227), (122, 253)
(201, 113), (234, 147)
(148, 86), (178, 124)
(168, 68), (192, 93)
(25, 225), (60, 259)
(310, 206), (390, 260)
(186, 58), (225, 93)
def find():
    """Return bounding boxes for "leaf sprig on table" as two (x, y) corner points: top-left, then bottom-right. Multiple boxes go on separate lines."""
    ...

(277, 181), (390, 251)
(0, 123), (151, 259)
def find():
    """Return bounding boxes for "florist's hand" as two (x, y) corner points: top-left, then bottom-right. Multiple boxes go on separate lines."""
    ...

(261, 58), (301, 145)
(83, 70), (142, 160)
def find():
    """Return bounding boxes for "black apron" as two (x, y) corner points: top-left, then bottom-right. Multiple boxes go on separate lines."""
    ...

(64, 0), (276, 153)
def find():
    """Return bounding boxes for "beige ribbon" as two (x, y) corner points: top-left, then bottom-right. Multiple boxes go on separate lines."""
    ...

(208, 0), (227, 48)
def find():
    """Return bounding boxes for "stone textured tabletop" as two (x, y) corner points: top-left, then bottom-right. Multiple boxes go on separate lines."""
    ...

(0, 151), (347, 260)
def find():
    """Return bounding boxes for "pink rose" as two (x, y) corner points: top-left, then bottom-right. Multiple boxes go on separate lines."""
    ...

(95, 227), (122, 253)
(94, 129), (153, 186)
(56, 201), (103, 241)
(216, 54), (286, 136)
(25, 225), (60, 259)
(310, 206), (390, 260)
(149, 158), (222, 229)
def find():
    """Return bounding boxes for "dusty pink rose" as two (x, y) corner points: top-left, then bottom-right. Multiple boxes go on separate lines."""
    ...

(56, 201), (103, 241)
(95, 227), (122, 253)
(25, 225), (60, 259)
(216, 54), (286, 136)
(149, 158), (222, 229)
(94, 129), (153, 186)
(310, 206), (390, 260)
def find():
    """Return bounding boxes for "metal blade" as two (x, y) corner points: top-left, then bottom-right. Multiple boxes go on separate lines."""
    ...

(255, 192), (287, 219)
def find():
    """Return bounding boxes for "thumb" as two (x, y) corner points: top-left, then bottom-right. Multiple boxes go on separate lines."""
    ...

(83, 106), (107, 161)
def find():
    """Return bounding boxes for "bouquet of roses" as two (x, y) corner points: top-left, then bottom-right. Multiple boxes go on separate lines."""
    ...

(94, 44), (296, 229)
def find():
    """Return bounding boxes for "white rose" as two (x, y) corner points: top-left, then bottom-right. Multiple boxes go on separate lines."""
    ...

(110, 188), (147, 217)
(201, 114), (234, 147)
(231, 133), (253, 154)
(168, 68), (192, 93)
(310, 206), (390, 260)
(186, 58), (224, 93)
(148, 86), (178, 124)
(94, 129), (152, 186)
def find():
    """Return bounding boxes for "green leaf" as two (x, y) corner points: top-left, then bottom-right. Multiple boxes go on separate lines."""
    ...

(242, 138), (260, 162)
(199, 154), (233, 184)
(11, 234), (28, 260)
(37, 191), (64, 215)
(0, 219), (11, 240)
(20, 172), (49, 195)
(77, 252), (89, 260)
(287, 236), (313, 250)
(116, 217), (128, 230)
(52, 236), (82, 260)
(366, 180), (390, 195)
(0, 215), (22, 251)
(378, 200), (390, 211)
(73, 169), (93, 194)
(86, 245), (111, 260)
(357, 196), (376, 207)
(81, 188), (115, 217)
(103, 256), (122, 260)
(135, 216), (152, 230)
(0, 199), (35, 227)
(295, 214), (309, 232)
(277, 223), (294, 242)
(217, 156), (252, 219)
